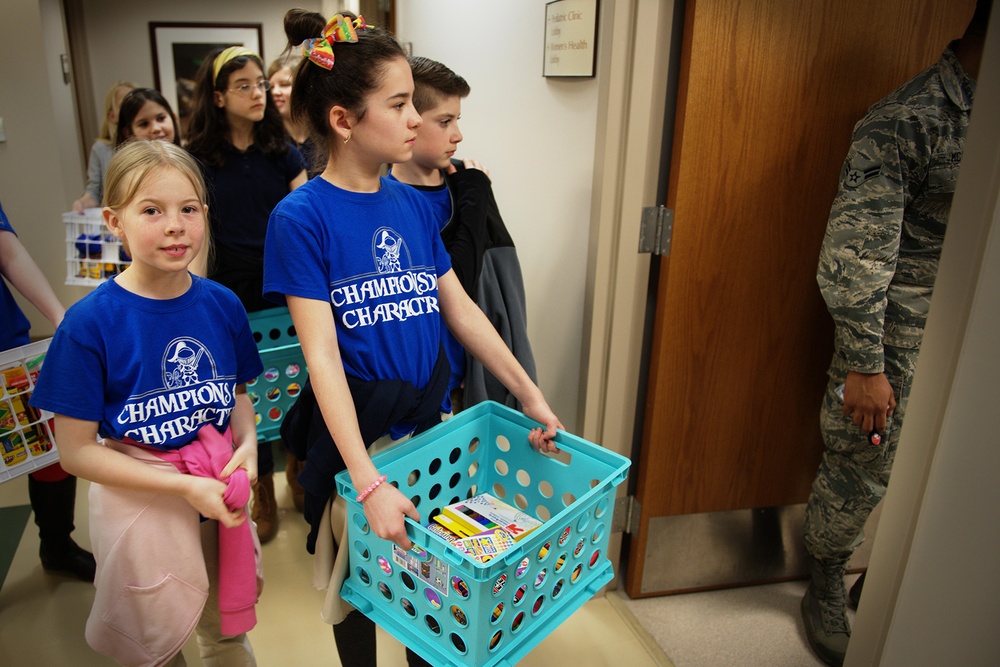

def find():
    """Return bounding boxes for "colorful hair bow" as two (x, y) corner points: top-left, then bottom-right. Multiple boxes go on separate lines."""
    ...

(303, 14), (368, 70)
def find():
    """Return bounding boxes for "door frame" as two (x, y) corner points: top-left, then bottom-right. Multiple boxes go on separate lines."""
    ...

(579, 0), (681, 585)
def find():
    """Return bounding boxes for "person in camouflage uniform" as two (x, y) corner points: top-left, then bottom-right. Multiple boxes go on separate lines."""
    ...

(800, 3), (989, 665)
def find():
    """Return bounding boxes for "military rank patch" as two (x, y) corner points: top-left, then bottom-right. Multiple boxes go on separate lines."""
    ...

(843, 160), (882, 188)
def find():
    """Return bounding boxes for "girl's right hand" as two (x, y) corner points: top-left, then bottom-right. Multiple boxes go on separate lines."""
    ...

(362, 482), (421, 551)
(184, 475), (246, 528)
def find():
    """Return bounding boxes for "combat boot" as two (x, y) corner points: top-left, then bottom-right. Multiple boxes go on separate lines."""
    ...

(801, 554), (851, 667)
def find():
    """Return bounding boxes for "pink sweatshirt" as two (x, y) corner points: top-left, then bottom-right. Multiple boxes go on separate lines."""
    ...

(86, 427), (261, 666)
(150, 425), (260, 636)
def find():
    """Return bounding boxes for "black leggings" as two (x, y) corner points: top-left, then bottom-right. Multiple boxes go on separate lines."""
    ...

(332, 610), (431, 667)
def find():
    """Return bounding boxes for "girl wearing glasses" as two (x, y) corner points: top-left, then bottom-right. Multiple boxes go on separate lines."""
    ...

(186, 46), (308, 544)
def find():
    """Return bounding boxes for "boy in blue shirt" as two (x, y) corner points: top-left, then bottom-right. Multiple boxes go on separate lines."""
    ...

(388, 57), (537, 414)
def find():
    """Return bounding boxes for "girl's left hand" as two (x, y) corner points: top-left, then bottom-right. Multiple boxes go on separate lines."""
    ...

(221, 440), (259, 486)
(522, 401), (563, 453)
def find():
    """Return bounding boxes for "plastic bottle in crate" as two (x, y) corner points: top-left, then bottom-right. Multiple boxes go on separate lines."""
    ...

(74, 233), (103, 258)
(75, 233), (103, 279)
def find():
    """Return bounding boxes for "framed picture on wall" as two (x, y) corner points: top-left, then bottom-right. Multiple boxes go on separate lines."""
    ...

(149, 22), (263, 138)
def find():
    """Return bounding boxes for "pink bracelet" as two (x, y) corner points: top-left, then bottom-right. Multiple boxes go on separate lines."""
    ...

(356, 474), (388, 503)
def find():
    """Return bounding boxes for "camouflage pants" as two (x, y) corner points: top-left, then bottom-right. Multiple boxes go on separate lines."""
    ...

(803, 344), (919, 561)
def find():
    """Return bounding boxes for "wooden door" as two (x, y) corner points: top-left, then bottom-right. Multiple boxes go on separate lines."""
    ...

(625, 0), (972, 597)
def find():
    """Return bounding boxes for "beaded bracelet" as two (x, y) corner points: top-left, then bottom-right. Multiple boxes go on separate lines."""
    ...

(356, 474), (388, 503)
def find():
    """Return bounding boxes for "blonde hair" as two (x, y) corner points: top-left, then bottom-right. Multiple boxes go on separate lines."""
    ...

(103, 140), (206, 209)
(103, 140), (211, 260)
(267, 52), (302, 80)
(97, 81), (137, 144)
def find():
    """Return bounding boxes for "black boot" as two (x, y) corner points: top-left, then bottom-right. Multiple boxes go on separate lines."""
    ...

(801, 554), (850, 667)
(27, 475), (96, 582)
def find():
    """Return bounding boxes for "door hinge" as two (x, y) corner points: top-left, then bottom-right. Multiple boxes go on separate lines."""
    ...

(613, 495), (641, 534)
(638, 206), (674, 256)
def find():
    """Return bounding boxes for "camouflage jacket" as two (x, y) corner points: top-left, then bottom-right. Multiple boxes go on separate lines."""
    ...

(817, 47), (975, 374)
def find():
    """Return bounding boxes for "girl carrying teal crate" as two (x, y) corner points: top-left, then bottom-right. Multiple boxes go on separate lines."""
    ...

(263, 9), (563, 667)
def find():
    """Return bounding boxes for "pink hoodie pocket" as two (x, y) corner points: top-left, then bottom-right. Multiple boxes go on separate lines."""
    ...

(99, 573), (208, 662)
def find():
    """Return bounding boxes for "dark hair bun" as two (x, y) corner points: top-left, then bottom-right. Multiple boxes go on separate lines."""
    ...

(284, 8), (327, 46)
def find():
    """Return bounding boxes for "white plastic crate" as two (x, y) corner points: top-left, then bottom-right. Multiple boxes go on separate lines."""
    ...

(63, 208), (131, 286)
(0, 339), (59, 483)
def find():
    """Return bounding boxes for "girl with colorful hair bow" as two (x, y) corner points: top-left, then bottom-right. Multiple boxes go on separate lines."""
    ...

(264, 9), (562, 667)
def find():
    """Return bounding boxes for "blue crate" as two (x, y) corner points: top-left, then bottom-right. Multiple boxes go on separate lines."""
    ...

(336, 401), (631, 667)
(246, 307), (306, 443)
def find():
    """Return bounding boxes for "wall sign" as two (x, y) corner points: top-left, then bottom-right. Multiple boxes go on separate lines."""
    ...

(543, 0), (599, 78)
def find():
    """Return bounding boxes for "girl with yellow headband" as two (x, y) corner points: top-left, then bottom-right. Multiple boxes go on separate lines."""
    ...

(263, 9), (561, 667)
(186, 45), (308, 545)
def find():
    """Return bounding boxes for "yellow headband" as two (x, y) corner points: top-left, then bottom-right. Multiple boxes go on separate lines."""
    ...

(212, 46), (258, 85)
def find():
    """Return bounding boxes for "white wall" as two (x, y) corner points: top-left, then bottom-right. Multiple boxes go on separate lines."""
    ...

(80, 0), (321, 125)
(396, 0), (600, 430)
(0, 0), (91, 337)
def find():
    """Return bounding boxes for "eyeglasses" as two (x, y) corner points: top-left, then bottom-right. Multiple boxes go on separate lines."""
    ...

(227, 80), (271, 97)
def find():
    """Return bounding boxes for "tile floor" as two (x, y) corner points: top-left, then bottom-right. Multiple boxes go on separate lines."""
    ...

(0, 445), (671, 667)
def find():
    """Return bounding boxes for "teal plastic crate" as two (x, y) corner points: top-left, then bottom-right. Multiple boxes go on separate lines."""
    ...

(246, 307), (305, 443)
(336, 401), (631, 667)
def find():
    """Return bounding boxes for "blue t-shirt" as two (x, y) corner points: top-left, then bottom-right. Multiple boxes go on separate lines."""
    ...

(0, 202), (32, 350)
(263, 176), (452, 435)
(386, 173), (466, 399)
(30, 276), (263, 450)
(387, 173), (452, 234)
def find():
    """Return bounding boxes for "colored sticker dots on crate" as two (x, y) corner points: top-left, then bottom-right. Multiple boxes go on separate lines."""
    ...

(247, 308), (307, 442)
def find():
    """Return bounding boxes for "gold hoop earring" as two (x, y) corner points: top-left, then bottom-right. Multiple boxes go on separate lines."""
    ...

(344, 133), (351, 144)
